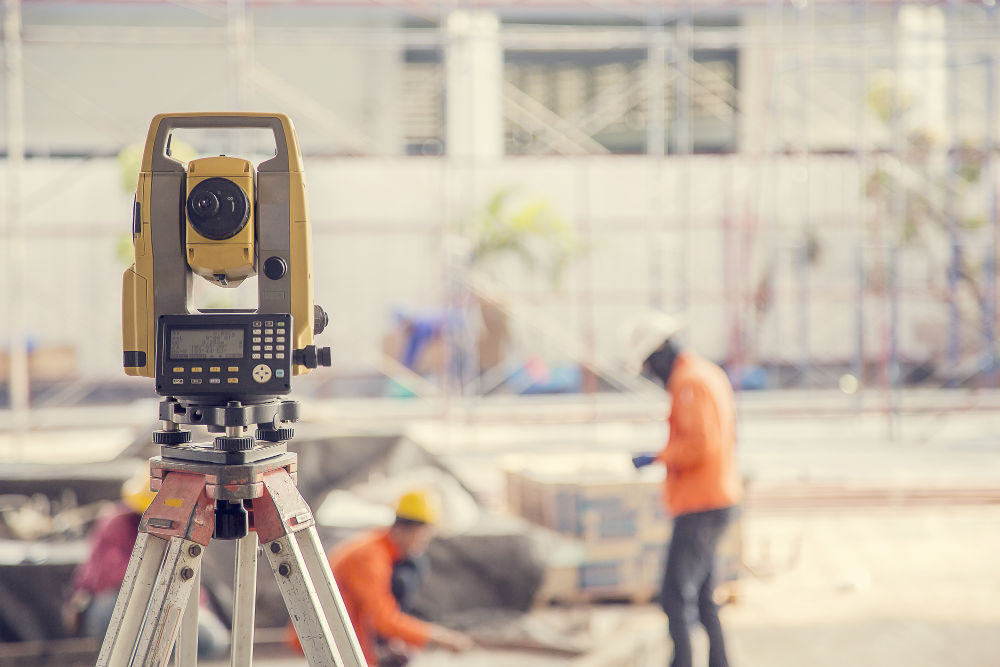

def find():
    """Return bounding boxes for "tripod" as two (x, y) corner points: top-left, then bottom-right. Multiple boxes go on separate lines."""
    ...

(97, 398), (366, 667)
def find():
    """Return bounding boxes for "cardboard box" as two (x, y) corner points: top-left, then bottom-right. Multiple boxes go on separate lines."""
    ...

(507, 466), (740, 604)
(0, 345), (78, 383)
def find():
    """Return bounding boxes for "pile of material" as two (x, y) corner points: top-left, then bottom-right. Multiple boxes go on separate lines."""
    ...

(505, 454), (740, 604)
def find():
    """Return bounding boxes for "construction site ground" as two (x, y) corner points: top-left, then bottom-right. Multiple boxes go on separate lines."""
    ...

(207, 391), (1000, 666)
(193, 503), (997, 667)
(2, 390), (998, 665)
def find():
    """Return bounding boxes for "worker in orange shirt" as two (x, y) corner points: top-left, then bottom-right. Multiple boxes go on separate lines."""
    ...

(286, 491), (472, 665)
(627, 313), (742, 667)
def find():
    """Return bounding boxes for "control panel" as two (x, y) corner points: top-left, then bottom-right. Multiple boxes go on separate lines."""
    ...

(155, 313), (293, 396)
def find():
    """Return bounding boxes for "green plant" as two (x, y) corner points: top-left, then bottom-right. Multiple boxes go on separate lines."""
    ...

(863, 70), (993, 371)
(467, 188), (584, 287)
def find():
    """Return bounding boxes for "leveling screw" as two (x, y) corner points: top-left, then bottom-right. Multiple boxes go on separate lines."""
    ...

(181, 567), (194, 581)
(278, 563), (292, 577)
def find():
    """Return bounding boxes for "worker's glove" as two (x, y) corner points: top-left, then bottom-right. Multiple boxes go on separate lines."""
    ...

(631, 453), (656, 469)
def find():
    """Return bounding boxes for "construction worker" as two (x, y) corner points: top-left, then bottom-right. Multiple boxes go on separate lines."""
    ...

(627, 312), (742, 667)
(286, 490), (473, 665)
(64, 465), (229, 657)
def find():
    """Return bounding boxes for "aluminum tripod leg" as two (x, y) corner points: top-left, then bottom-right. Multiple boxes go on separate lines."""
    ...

(256, 468), (366, 667)
(298, 525), (367, 665)
(231, 532), (259, 667)
(97, 535), (204, 667)
(98, 470), (215, 667)
(131, 536), (203, 665)
(175, 559), (200, 666)
(97, 532), (168, 666)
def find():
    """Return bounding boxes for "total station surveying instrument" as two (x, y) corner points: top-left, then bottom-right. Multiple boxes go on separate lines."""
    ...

(101, 113), (365, 667)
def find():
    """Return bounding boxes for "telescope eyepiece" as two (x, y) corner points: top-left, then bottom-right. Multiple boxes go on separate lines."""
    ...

(191, 191), (220, 218)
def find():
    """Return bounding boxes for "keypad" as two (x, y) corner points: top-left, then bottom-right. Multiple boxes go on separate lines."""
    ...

(162, 315), (291, 393)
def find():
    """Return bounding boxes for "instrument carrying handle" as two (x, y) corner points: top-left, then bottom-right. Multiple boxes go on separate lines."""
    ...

(145, 112), (302, 173)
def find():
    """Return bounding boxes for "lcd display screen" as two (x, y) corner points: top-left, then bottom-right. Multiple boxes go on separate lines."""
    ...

(170, 328), (244, 359)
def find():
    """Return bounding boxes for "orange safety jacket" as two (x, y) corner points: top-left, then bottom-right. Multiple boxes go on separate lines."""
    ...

(285, 528), (431, 665)
(656, 351), (743, 517)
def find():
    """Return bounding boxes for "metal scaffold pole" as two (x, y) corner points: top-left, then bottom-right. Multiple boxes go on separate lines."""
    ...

(795, 0), (812, 386)
(946, 1), (961, 381)
(646, 11), (666, 312)
(854, 0), (870, 403)
(985, 4), (999, 386)
(673, 11), (693, 317)
(887, 0), (907, 439)
(3, 0), (28, 443)
(945, 2), (963, 384)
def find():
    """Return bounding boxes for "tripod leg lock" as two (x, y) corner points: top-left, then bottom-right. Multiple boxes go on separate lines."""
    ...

(142, 471), (216, 546)
(254, 467), (315, 543)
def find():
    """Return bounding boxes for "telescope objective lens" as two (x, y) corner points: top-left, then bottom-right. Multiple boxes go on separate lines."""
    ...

(186, 177), (251, 240)
(192, 192), (220, 217)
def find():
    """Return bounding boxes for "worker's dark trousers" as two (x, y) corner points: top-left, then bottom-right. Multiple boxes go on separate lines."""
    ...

(376, 557), (428, 667)
(660, 507), (734, 667)
(390, 555), (427, 613)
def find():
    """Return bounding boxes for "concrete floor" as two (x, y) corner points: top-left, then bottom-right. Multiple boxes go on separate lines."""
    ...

(722, 505), (1000, 667)
(211, 504), (1000, 667)
(420, 505), (1000, 667)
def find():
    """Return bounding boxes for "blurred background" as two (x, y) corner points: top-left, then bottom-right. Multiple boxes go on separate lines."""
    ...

(1, 1), (999, 665)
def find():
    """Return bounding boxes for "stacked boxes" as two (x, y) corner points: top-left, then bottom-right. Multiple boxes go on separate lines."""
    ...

(507, 465), (740, 604)
(507, 466), (669, 602)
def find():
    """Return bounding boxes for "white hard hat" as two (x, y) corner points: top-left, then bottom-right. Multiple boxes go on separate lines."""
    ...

(623, 311), (686, 375)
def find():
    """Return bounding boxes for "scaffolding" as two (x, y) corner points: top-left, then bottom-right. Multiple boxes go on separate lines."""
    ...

(3, 1), (1000, 439)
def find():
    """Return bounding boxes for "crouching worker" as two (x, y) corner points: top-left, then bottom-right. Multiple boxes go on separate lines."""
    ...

(63, 466), (230, 658)
(285, 490), (473, 665)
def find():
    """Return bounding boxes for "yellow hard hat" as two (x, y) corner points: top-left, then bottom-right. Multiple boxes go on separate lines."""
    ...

(394, 490), (439, 525)
(121, 467), (157, 515)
